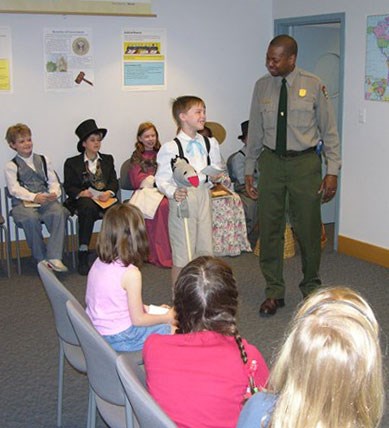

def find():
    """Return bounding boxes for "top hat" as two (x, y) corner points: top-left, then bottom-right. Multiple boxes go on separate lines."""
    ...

(75, 119), (107, 153)
(238, 120), (249, 140)
(204, 121), (226, 144)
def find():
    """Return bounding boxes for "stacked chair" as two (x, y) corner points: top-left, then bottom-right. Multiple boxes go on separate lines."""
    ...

(38, 261), (89, 427)
(116, 354), (176, 427)
(40, 259), (175, 427)
(66, 299), (143, 428)
(0, 188), (11, 278)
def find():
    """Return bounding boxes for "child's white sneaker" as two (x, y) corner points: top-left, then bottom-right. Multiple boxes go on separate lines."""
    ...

(46, 259), (68, 272)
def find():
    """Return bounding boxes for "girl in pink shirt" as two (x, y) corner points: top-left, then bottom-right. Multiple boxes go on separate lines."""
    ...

(144, 256), (269, 428)
(86, 203), (175, 351)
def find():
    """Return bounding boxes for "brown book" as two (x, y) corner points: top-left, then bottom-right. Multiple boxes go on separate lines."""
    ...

(23, 201), (41, 208)
(92, 197), (117, 209)
(211, 183), (233, 198)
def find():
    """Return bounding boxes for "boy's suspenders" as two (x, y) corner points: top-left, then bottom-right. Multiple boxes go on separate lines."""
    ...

(12, 154), (48, 185)
(173, 136), (211, 182)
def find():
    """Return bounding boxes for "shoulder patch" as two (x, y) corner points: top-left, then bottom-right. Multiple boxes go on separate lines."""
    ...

(321, 85), (329, 99)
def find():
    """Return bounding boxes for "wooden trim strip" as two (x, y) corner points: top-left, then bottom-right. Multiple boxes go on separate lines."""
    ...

(338, 235), (389, 268)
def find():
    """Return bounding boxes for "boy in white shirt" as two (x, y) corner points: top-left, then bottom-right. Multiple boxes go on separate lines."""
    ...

(156, 96), (224, 284)
(5, 123), (68, 272)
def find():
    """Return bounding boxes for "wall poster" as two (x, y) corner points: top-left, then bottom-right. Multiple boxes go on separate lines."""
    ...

(122, 28), (166, 91)
(44, 28), (95, 92)
(0, 26), (12, 92)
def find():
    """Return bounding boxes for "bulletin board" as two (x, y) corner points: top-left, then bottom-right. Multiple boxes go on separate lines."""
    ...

(0, 0), (155, 17)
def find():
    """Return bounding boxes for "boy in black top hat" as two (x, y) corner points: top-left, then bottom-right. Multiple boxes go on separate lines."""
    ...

(64, 119), (118, 275)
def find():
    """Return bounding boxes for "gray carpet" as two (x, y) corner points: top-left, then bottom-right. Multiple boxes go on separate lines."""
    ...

(0, 228), (388, 427)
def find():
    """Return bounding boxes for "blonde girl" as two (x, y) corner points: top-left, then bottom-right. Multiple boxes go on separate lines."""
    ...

(238, 286), (384, 428)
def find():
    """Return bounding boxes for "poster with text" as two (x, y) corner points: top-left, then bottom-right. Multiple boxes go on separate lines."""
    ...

(122, 28), (166, 91)
(44, 28), (94, 92)
(0, 27), (12, 92)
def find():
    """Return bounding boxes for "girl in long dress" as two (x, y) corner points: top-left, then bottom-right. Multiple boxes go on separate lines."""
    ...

(129, 122), (172, 268)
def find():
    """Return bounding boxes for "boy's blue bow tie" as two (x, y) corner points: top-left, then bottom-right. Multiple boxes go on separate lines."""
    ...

(186, 139), (205, 156)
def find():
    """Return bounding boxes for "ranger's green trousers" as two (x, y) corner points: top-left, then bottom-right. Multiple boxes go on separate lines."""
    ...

(258, 148), (322, 299)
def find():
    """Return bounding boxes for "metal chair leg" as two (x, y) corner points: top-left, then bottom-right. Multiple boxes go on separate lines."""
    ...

(15, 226), (22, 275)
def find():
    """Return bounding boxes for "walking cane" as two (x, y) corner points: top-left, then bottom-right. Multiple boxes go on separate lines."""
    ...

(178, 202), (192, 261)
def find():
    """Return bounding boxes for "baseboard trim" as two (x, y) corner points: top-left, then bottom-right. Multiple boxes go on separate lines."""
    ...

(338, 235), (389, 268)
(7, 233), (389, 269)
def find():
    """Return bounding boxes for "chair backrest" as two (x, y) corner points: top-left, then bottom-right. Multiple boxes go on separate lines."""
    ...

(4, 186), (12, 233)
(0, 188), (5, 225)
(66, 299), (125, 405)
(38, 261), (80, 346)
(116, 354), (177, 428)
(119, 158), (134, 191)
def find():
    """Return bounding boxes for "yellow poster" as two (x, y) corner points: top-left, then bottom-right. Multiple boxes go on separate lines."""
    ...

(0, 27), (12, 92)
(0, 59), (10, 91)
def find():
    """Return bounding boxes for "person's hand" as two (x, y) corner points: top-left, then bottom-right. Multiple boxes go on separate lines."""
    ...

(78, 189), (93, 198)
(245, 175), (258, 200)
(34, 193), (48, 204)
(210, 173), (224, 183)
(167, 306), (177, 325)
(161, 304), (171, 309)
(47, 192), (58, 202)
(34, 193), (57, 204)
(319, 174), (338, 203)
(174, 187), (188, 203)
(98, 191), (111, 202)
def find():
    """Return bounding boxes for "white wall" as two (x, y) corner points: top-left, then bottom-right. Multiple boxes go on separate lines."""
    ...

(0, 0), (272, 186)
(273, 0), (389, 250)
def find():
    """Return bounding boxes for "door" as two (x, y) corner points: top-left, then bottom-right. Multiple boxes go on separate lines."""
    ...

(275, 13), (345, 249)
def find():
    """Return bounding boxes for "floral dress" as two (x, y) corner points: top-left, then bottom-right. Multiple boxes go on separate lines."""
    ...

(211, 174), (252, 256)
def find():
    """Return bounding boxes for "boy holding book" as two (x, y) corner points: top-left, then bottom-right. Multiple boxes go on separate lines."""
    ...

(5, 123), (68, 272)
(64, 119), (118, 275)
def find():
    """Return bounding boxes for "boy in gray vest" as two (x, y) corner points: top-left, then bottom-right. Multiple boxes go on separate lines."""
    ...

(5, 123), (68, 272)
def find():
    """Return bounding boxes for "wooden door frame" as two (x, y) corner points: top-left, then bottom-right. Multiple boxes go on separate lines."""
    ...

(274, 13), (345, 249)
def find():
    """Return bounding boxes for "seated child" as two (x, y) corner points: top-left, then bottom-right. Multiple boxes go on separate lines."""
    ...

(155, 95), (225, 284)
(85, 203), (175, 352)
(4, 123), (68, 272)
(144, 256), (269, 428)
(64, 119), (119, 275)
(200, 123), (252, 256)
(227, 120), (259, 248)
(128, 122), (172, 268)
(238, 287), (384, 428)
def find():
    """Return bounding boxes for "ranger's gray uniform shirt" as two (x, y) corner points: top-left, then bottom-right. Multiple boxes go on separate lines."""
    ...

(245, 67), (341, 176)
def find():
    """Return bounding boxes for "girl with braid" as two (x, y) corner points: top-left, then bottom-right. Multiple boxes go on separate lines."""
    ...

(143, 256), (269, 428)
(238, 287), (384, 428)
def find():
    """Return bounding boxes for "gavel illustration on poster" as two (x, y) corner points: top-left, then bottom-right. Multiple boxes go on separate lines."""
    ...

(75, 71), (93, 86)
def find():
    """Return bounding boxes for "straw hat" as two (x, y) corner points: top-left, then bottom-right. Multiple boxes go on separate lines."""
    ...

(204, 121), (226, 144)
